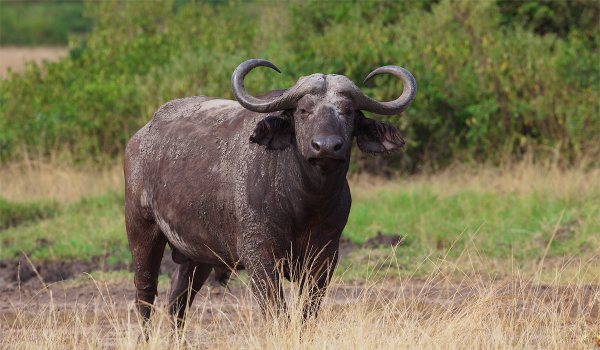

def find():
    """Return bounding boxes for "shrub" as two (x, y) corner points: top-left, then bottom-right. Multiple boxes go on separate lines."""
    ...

(0, 0), (90, 45)
(0, 0), (598, 171)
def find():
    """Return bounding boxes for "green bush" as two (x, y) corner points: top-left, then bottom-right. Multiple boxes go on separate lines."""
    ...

(0, 0), (598, 170)
(0, 0), (90, 45)
(498, 0), (600, 43)
(0, 197), (59, 230)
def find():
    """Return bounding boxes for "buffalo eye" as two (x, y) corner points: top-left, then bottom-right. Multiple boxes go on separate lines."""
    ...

(340, 107), (353, 117)
(338, 103), (353, 117)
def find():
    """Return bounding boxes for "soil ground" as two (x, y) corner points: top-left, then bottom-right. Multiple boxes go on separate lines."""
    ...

(0, 235), (411, 332)
(0, 235), (402, 287)
(0, 242), (598, 349)
(0, 46), (67, 77)
(2, 254), (598, 338)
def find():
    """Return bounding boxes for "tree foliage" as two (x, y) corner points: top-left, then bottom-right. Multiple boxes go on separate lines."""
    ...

(0, 0), (598, 171)
(498, 0), (599, 44)
(0, 0), (90, 45)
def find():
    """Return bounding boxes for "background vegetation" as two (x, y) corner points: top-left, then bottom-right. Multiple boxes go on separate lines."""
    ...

(0, 0), (598, 171)
(0, 0), (90, 46)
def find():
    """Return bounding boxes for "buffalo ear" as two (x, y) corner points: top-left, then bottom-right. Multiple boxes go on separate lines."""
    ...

(355, 111), (405, 154)
(250, 114), (293, 150)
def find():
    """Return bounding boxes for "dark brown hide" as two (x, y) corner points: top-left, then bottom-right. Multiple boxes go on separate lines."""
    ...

(124, 65), (415, 327)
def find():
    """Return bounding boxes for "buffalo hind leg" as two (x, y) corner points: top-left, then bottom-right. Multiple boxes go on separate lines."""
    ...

(128, 220), (167, 327)
(167, 262), (212, 328)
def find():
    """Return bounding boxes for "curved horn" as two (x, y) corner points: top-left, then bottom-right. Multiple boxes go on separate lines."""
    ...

(231, 59), (296, 113)
(353, 66), (416, 115)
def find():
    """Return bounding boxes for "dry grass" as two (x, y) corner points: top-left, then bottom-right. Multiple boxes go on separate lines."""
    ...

(0, 46), (68, 77)
(2, 157), (598, 203)
(2, 255), (599, 350)
(0, 160), (122, 202)
(350, 158), (600, 201)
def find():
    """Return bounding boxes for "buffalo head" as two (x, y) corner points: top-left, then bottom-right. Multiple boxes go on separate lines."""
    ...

(232, 59), (416, 170)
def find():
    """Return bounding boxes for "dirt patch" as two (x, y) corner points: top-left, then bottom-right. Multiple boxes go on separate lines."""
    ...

(339, 232), (404, 256)
(1, 277), (597, 329)
(554, 218), (581, 242)
(0, 255), (127, 287)
(362, 232), (404, 248)
(338, 236), (359, 257)
(0, 46), (68, 77)
(0, 248), (177, 288)
(0, 238), (403, 288)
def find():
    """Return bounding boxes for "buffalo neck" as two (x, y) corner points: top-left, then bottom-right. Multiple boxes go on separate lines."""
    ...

(288, 146), (350, 210)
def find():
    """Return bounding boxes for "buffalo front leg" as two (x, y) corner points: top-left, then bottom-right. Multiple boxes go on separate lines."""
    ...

(298, 252), (338, 320)
(167, 262), (212, 328)
(244, 255), (286, 318)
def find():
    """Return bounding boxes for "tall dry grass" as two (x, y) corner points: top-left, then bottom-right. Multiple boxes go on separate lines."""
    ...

(3, 252), (599, 349)
(350, 156), (600, 200)
(2, 157), (598, 203)
(0, 159), (122, 202)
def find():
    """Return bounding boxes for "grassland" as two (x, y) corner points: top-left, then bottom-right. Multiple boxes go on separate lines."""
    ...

(1, 161), (599, 349)
(344, 162), (600, 280)
(1, 0), (598, 347)
(1, 161), (598, 281)
(3, 269), (598, 349)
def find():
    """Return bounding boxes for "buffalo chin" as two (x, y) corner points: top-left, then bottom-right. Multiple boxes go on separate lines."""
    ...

(308, 157), (346, 171)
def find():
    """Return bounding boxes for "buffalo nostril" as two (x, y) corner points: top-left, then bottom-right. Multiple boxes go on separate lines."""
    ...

(333, 142), (343, 151)
(311, 140), (321, 151)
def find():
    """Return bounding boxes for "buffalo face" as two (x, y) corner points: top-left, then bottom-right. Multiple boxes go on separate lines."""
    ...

(294, 92), (353, 167)
(234, 59), (416, 170)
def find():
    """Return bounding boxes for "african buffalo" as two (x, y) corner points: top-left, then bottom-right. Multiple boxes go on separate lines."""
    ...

(124, 59), (416, 326)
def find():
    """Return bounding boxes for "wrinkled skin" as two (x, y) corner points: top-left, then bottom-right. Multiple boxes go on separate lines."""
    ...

(124, 73), (409, 328)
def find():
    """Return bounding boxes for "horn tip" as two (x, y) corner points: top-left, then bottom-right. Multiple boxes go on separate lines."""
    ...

(254, 58), (282, 74)
(363, 72), (377, 85)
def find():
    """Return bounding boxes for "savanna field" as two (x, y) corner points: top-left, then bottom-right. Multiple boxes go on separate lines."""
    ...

(1, 161), (598, 349)
(1, 0), (599, 349)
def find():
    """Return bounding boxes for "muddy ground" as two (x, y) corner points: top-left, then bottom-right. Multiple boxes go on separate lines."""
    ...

(0, 234), (403, 288)
(1, 232), (598, 346)
(2, 269), (598, 338)
(0, 233), (406, 322)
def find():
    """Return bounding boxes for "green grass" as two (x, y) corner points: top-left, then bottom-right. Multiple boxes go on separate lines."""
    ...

(0, 191), (127, 263)
(339, 182), (600, 278)
(1, 175), (598, 280)
(0, 197), (59, 230)
(346, 187), (599, 259)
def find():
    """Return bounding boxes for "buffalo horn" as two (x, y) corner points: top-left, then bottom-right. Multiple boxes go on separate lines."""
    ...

(353, 66), (416, 115)
(231, 59), (297, 113)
